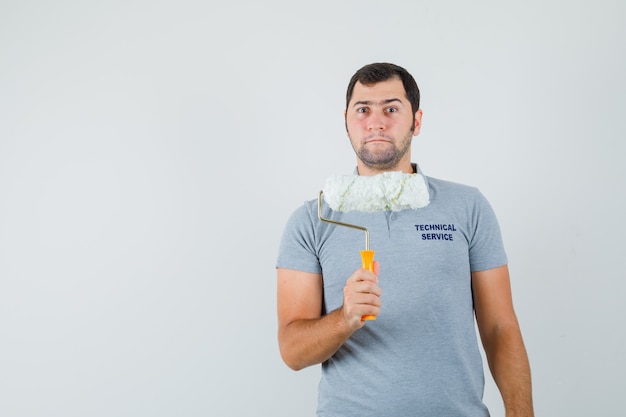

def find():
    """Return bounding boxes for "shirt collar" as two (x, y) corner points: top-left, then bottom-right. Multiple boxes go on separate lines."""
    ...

(352, 163), (422, 175)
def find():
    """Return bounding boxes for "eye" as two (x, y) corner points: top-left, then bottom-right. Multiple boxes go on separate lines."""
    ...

(386, 107), (398, 113)
(357, 107), (368, 113)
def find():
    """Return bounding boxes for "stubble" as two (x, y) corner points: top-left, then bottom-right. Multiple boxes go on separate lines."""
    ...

(353, 130), (413, 171)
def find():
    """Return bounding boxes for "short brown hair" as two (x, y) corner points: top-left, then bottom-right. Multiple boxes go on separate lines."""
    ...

(346, 63), (420, 116)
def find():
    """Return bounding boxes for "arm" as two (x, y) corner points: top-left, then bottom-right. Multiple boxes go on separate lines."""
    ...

(277, 265), (381, 371)
(472, 265), (534, 417)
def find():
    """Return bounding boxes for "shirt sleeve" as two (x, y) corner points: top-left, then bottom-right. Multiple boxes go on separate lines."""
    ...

(276, 202), (323, 274)
(468, 190), (508, 272)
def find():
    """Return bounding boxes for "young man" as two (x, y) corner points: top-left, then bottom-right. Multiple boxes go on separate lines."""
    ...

(276, 63), (534, 416)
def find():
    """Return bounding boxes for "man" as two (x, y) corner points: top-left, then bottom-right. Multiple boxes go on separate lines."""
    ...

(276, 62), (533, 416)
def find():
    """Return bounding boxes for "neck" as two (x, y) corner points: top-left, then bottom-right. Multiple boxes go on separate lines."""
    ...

(356, 160), (415, 176)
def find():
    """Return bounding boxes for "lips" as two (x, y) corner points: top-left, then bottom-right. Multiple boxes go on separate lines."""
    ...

(363, 132), (393, 143)
(364, 137), (392, 144)
(363, 133), (393, 144)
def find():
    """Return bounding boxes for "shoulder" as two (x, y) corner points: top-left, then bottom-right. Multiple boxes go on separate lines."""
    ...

(280, 198), (320, 240)
(423, 176), (499, 223)
(285, 198), (318, 223)
(425, 175), (485, 202)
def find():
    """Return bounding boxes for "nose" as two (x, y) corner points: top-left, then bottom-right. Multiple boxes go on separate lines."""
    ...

(367, 110), (385, 131)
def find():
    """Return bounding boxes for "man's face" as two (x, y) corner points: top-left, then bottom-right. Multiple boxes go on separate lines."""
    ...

(345, 78), (422, 172)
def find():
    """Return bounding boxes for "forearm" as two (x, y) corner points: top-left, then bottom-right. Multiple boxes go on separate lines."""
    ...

(278, 307), (354, 371)
(483, 323), (534, 417)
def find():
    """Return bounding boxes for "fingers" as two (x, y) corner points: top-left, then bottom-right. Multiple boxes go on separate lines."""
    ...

(342, 267), (382, 328)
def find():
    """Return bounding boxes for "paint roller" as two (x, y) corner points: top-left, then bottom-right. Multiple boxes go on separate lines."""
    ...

(318, 170), (430, 320)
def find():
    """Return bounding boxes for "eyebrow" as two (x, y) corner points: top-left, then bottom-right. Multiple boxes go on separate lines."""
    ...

(352, 98), (403, 108)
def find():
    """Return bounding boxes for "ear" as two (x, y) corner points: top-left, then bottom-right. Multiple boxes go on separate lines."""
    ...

(413, 109), (423, 136)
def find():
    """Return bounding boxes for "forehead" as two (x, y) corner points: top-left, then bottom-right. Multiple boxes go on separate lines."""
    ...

(349, 77), (408, 106)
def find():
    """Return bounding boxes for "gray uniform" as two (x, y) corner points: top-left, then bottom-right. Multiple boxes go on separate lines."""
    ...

(277, 168), (507, 416)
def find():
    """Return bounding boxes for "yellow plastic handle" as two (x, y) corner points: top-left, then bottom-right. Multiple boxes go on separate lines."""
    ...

(360, 249), (376, 321)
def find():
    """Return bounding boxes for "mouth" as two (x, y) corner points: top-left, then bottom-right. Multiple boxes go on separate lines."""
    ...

(364, 134), (393, 144)
(364, 138), (392, 145)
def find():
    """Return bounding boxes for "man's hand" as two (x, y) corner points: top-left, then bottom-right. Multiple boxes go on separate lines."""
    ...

(341, 261), (381, 329)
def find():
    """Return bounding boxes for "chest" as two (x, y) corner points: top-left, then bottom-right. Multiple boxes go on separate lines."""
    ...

(317, 208), (474, 316)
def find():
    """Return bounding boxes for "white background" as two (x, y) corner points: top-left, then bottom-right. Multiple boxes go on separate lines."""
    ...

(1, 1), (624, 415)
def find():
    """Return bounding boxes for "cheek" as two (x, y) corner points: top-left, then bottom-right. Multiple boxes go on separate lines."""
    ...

(346, 116), (366, 131)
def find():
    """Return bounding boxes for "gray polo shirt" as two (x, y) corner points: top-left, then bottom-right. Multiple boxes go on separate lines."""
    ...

(277, 170), (507, 416)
